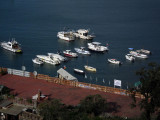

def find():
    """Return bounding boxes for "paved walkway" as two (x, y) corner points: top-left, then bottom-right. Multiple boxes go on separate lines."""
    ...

(0, 74), (141, 118)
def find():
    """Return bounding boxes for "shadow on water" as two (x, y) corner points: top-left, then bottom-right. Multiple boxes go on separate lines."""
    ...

(107, 62), (122, 68)
(1, 49), (22, 61)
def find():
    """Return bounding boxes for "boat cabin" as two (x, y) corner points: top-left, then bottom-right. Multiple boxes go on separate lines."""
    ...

(80, 47), (85, 50)
(77, 29), (89, 36)
(92, 42), (101, 46)
(9, 38), (20, 49)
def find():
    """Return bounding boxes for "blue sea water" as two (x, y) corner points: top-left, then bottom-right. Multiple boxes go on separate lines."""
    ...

(0, 0), (160, 89)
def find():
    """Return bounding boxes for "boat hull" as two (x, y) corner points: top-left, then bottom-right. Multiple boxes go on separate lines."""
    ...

(125, 54), (135, 61)
(32, 58), (43, 65)
(63, 53), (77, 57)
(108, 59), (121, 64)
(57, 32), (75, 41)
(84, 65), (96, 72)
(88, 47), (108, 52)
(74, 69), (85, 74)
(74, 48), (90, 55)
(130, 51), (148, 59)
(63, 50), (78, 58)
(88, 42), (108, 52)
(74, 33), (94, 40)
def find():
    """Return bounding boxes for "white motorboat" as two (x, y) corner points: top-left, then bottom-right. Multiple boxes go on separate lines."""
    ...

(74, 47), (90, 55)
(48, 53), (67, 62)
(108, 59), (121, 65)
(136, 49), (151, 54)
(32, 58), (44, 65)
(57, 31), (75, 41)
(63, 50), (78, 58)
(84, 65), (96, 72)
(88, 42), (108, 52)
(129, 51), (148, 59)
(73, 29), (95, 40)
(36, 55), (60, 65)
(1, 38), (22, 53)
(74, 68), (85, 74)
(125, 54), (135, 61)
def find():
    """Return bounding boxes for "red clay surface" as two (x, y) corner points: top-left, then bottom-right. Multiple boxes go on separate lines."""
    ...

(0, 74), (141, 118)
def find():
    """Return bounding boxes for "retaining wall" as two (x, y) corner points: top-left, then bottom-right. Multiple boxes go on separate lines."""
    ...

(0, 67), (143, 98)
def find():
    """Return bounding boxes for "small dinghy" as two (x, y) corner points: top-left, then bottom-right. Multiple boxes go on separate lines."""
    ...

(108, 59), (121, 65)
(32, 58), (44, 65)
(74, 68), (85, 74)
(125, 54), (135, 62)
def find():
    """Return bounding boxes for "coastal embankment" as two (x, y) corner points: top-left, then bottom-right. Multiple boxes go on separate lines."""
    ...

(0, 67), (141, 118)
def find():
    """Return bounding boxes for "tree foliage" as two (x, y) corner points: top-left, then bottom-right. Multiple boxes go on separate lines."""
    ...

(130, 62), (160, 120)
(38, 99), (66, 120)
(38, 94), (143, 120)
(38, 94), (109, 120)
(79, 94), (108, 116)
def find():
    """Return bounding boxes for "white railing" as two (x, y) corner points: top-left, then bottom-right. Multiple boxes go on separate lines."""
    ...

(7, 68), (30, 77)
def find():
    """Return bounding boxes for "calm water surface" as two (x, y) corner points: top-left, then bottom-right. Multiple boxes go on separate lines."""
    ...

(0, 0), (160, 89)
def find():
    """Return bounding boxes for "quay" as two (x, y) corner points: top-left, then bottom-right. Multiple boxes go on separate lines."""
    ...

(0, 67), (141, 118)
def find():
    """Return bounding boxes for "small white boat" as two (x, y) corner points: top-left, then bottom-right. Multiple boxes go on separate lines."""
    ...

(136, 49), (151, 54)
(73, 29), (95, 40)
(130, 51), (148, 59)
(84, 65), (96, 72)
(32, 58), (44, 65)
(74, 47), (90, 55)
(1, 38), (22, 53)
(36, 55), (60, 65)
(108, 59), (121, 65)
(74, 68), (85, 74)
(57, 31), (75, 41)
(125, 54), (135, 61)
(88, 42), (108, 52)
(63, 50), (78, 58)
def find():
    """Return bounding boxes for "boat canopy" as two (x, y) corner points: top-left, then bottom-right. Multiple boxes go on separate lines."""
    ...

(77, 29), (89, 33)
(128, 48), (134, 50)
(92, 42), (101, 45)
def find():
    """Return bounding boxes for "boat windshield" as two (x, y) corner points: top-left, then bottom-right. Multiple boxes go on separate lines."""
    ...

(12, 44), (20, 49)
(80, 47), (85, 50)
(83, 33), (88, 36)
